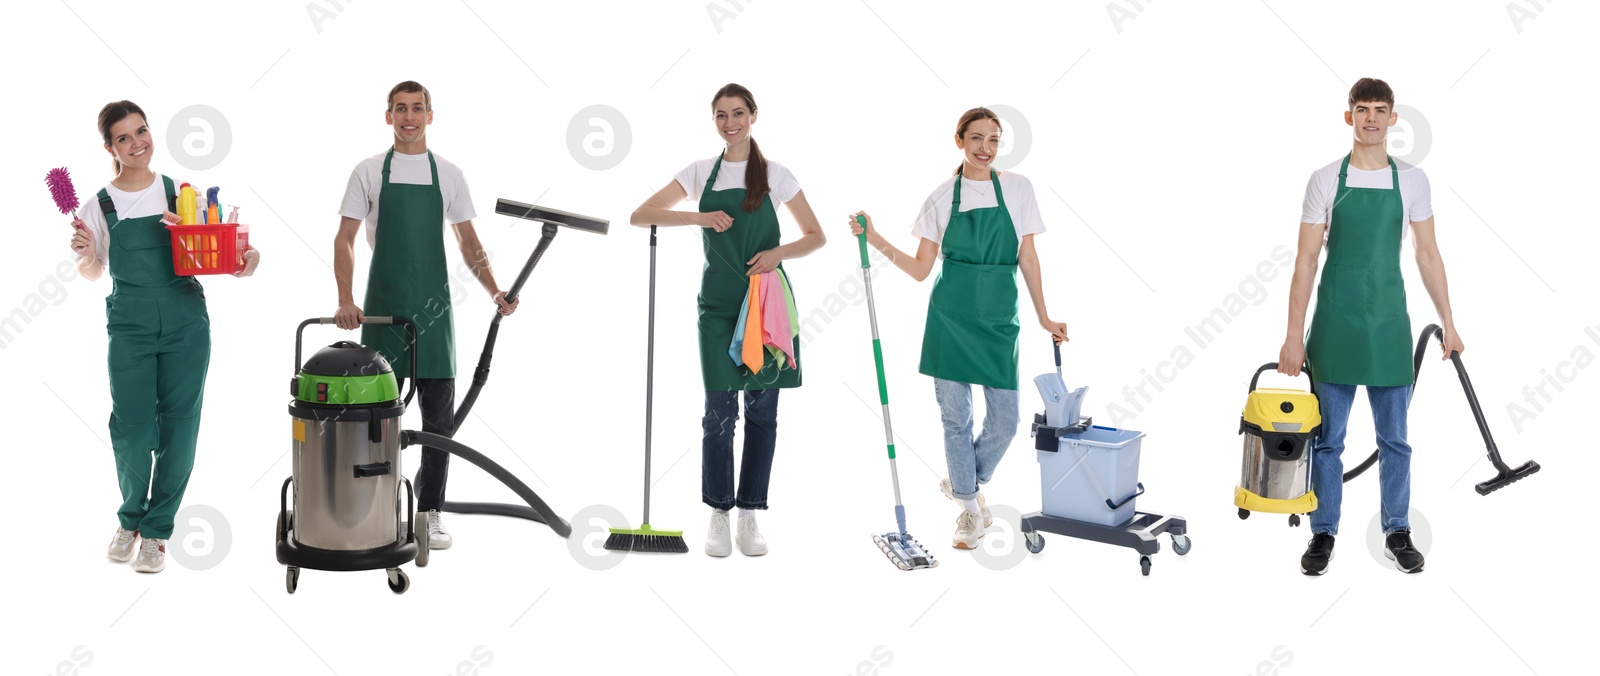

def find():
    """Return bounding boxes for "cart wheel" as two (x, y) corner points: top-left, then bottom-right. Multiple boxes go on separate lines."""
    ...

(386, 568), (409, 594)
(1288, 514), (1301, 527)
(414, 518), (430, 568)
(1024, 532), (1045, 554)
(285, 566), (299, 594)
(1171, 534), (1192, 556)
(1140, 555), (1152, 576)
(1237, 508), (1250, 520)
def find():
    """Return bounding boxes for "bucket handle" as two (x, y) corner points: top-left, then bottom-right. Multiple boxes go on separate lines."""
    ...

(1106, 483), (1144, 510)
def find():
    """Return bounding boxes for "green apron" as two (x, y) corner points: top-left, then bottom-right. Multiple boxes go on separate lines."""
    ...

(101, 175), (211, 540)
(1305, 154), (1414, 386)
(919, 170), (1021, 390)
(362, 149), (454, 380)
(696, 151), (802, 391)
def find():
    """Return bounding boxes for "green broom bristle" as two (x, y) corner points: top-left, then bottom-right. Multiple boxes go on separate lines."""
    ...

(604, 524), (688, 553)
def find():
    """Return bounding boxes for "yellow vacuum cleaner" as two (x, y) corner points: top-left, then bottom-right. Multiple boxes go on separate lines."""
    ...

(1235, 363), (1320, 526)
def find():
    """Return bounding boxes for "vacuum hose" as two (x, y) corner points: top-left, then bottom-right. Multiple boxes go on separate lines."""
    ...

(403, 430), (571, 537)
(1339, 324), (1541, 494)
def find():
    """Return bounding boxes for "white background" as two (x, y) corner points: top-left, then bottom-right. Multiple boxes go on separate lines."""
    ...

(4, 1), (1595, 674)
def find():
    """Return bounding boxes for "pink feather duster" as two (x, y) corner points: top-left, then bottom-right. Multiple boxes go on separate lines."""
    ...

(46, 167), (84, 230)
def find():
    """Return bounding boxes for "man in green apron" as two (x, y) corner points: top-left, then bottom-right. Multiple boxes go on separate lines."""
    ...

(332, 81), (518, 551)
(1279, 78), (1464, 575)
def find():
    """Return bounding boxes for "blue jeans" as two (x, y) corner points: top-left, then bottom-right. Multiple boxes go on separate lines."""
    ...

(1309, 381), (1414, 536)
(702, 389), (780, 511)
(934, 378), (1020, 500)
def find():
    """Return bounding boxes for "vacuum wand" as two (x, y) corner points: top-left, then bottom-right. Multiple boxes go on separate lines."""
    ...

(454, 200), (610, 423)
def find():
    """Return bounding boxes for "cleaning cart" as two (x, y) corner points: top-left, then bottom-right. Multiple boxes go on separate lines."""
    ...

(1020, 343), (1189, 576)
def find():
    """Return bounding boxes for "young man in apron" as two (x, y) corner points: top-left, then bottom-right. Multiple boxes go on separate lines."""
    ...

(1279, 78), (1465, 575)
(332, 81), (519, 552)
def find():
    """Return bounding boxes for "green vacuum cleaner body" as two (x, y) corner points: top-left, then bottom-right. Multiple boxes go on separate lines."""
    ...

(277, 317), (420, 594)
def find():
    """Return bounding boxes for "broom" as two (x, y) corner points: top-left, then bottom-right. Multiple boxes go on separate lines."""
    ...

(605, 225), (688, 553)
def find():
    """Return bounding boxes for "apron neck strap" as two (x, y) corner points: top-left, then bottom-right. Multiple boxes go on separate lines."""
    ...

(704, 150), (725, 199)
(951, 169), (1003, 212)
(1337, 153), (1399, 191)
(382, 148), (437, 187)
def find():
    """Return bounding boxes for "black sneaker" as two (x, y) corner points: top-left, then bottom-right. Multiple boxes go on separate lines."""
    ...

(1384, 531), (1425, 574)
(1301, 533), (1335, 576)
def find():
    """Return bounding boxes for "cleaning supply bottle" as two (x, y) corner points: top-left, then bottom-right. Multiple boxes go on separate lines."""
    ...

(177, 183), (198, 225)
(206, 187), (221, 224)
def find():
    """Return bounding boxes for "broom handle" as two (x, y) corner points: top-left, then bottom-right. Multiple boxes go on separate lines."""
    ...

(643, 225), (658, 525)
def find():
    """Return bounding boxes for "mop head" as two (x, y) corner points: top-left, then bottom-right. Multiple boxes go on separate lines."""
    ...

(873, 532), (938, 571)
(46, 167), (79, 215)
(1476, 460), (1540, 496)
(605, 524), (689, 553)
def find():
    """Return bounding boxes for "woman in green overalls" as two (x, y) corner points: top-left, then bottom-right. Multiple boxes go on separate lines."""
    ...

(630, 83), (826, 557)
(851, 107), (1068, 550)
(67, 101), (261, 573)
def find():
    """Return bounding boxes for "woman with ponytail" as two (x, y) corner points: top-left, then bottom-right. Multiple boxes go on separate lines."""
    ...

(630, 83), (825, 557)
(850, 107), (1067, 550)
(67, 101), (260, 573)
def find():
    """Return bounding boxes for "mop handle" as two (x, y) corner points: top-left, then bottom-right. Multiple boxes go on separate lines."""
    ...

(1053, 339), (1062, 377)
(858, 218), (906, 535)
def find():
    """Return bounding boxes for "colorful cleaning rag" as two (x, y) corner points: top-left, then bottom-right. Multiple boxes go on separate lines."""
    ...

(729, 270), (800, 372)
(761, 271), (796, 367)
(741, 274), (765, 372)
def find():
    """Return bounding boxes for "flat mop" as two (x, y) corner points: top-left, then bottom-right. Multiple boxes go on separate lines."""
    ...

(605, 225), (689, 553)
(858, 218), (936, 571)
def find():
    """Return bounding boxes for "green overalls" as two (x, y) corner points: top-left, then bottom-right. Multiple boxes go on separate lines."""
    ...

(696, 152), (801, 391)
(361, 149), (455, 380)
(919, 170), (1021, 390)
(1305, 154), (1414, 386)
(101, 176), (211, 541)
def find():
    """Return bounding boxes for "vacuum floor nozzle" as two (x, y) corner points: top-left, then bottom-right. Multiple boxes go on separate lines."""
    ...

(495, 199), (609, 234)
(1476, 460), (1541, 496)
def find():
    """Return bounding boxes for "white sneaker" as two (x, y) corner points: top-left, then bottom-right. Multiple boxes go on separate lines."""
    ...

(705, 511), (732, 557)
(736, 514), (769, 556)
(107, 527), (138, 563)
(133, 538), (166, 573)
(426, 510), (453, 550)
(952, 510), (985, 550)
(940, 478), (992, 527)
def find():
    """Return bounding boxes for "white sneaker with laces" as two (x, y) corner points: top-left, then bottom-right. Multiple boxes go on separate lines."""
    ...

(133, 538), (166, 573)
(736, 514), (769, 556)
(940, 478), (992, 527)
(705, 510), (732, 557)
(952, 510), (985, 550)
(108, 527), (138, 563)
(426, 510), (453, 550)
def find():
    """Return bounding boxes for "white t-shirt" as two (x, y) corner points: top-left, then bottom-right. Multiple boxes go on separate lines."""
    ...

(75, 173), (184, 268)
(1300, 156), (1433, 241)
(911, 171), (1045, 254)
(674, 157), (802, 205)
(339, 150), (476, 248)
